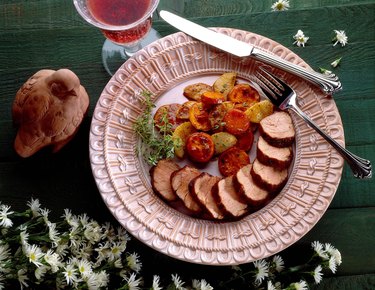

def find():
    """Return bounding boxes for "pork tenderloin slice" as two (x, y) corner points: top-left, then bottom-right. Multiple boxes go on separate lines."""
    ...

(235, 164), (269, 207)
(251, 158), (288, 193)
(257, 136), (293, 170)
(259, 111), (295, 147)
(171, 166), (202, 213)
(150, 159), (180, 201)
(214, 175), (248, 218)
(190, 173), (224, 220)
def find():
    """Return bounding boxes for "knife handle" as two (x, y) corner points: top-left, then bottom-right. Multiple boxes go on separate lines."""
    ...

(251, 47), (342, 94)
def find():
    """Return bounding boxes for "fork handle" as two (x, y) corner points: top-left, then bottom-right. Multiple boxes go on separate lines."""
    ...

(251, 48), (342, 94)
(289, 105), (372, 179)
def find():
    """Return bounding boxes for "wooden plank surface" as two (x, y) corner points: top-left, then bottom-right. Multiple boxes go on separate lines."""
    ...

(0, 0), (374, 289)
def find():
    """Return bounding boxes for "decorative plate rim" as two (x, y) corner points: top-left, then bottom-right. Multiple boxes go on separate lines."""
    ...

(89, 28), (344, 265)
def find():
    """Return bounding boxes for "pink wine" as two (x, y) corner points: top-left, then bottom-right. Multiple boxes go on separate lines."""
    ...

(87, 0), (152, 45)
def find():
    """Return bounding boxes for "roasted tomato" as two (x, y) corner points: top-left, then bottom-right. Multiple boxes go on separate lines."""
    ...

(153, 103), (183, 132)
(201, 91), (225, 107)
(236, 129), (254, 152)
(228, 83), (260, 105)
(186, 132), (215, 163)
(218, 147), (250, 177)
(189, 102), (212, 131)
(223, 108), (250, 136)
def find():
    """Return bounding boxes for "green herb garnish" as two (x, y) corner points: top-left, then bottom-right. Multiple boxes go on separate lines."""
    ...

(133, 91), (175, 166)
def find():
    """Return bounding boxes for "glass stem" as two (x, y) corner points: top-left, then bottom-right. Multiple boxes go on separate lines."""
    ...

(123, 42), (142, 58)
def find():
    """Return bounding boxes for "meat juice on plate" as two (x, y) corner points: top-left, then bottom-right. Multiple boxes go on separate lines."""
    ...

(87, 0), (152, 45)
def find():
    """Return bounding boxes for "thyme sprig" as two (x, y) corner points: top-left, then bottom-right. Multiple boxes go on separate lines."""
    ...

(133, 91), (175, 166)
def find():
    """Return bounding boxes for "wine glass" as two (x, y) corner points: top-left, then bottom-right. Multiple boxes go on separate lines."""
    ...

(73, 0), (160, 76)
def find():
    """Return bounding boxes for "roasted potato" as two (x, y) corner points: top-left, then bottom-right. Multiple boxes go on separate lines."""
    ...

(176, 101), (196, 120)
(211, 132), (237, 155)
(245, 99), (274, 123)
(213, 72), (237, 99)
(153, 103), (183, 133)
(172, 122), (197, 159)
(183, 83), (213, 101)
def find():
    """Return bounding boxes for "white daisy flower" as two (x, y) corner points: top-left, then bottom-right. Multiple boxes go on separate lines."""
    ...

(40, 208), (50, 224)
(95, 271), (109, 287)
(313, 265), (323, 284)
(0, 244), (10, 262)
(108, 241), (126, 262)
(329, 256), (337, 273)
(292, 280), (308, 290)
(267, 281), (277, 290)
(319, 67), (333, 75)
(125, 273), (142, 290)
(293, 30), (309, 47)
(35, 265), (48, 280)
(172, 274), (186, 290)
(63, 209), (79, 228)
(152, 275), (162, 290)
(77, 259), (93, 278)
(27, 198), (41, 217)
(17, 269), (29, 289)
(47, 222), (61, 247)
(127, 252), (142, 273)
(192, 279), (213, 290)
(271, 0), (290, 11)
(63, 263), (79, 286)
(0, 205), (14, 228)
(333, 30), (348, 47)
(311, 241), (329, 260)
(272, 255), (285, 272)
(84, 221), (102, 243)
(44, 249), (62, 273)
(114, 258), (123, 268)
(253, 259), (269, 284)
(25, 244), (44, 267)
(331, 248), (342, 266)
(331, 57), (342, 68)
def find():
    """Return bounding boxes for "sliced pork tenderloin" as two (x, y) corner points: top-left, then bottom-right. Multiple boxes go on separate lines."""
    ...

(257, 136), (293, 170)
(251, 158), (288, 193)
(171, 166), (202, 214)
(150, 159), (180, 202)
(189, 173), (224, 220)
(213, 175), (248, 219)
(259, 111), (295, 147)
(234, 164), (269, 207)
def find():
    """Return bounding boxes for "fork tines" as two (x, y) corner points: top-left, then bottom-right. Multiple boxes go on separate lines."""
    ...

(255, 68), (289, 107)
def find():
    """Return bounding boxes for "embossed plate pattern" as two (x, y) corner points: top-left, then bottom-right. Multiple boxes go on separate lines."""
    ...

(89, 28), (344, 265)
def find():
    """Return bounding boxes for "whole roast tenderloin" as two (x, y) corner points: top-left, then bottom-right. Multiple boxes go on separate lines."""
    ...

(12, 69), (89, 157)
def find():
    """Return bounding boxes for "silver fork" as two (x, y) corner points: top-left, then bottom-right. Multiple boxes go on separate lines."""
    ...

(255, 68), (372, 179)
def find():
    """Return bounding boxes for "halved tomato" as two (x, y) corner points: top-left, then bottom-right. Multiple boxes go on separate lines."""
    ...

(186, 132), (215, 163)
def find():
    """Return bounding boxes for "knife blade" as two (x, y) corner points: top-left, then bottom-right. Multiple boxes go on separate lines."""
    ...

(160, 10), (342, 94)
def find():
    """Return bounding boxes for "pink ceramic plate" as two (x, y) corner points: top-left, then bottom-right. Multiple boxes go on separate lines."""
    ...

(89, 28), (344, 265)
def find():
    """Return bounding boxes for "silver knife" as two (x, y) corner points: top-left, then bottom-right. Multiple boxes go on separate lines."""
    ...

(160, 10), (342, 94)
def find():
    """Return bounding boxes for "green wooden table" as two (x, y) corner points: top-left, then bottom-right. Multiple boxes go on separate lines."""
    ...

(0, 0), (374, 289)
